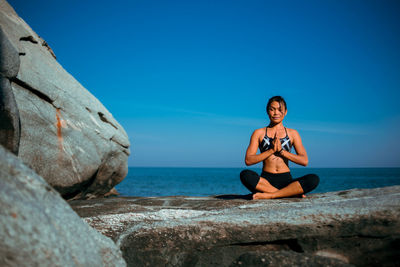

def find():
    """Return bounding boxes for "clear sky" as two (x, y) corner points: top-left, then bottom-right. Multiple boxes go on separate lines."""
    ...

(8, 0), (400, 168)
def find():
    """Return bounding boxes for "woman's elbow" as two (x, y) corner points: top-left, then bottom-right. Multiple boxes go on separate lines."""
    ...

(245, 157), (253, 166)
(302, 158), (309, 166)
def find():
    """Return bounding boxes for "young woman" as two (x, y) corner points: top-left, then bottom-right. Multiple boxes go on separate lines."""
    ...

(240, 96), (319, 199)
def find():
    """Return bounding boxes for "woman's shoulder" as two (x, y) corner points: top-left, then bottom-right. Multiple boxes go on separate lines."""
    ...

(285, 127), (301, 139)
(252, 127), (267, 137)
(255, 126), (267, 133)
(285, 127), (298, 134)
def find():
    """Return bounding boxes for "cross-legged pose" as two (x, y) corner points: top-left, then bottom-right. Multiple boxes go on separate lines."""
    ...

(240, 96), (319, 199)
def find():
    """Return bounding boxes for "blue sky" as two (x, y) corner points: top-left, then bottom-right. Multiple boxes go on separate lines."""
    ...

(9, 0), (400, 167)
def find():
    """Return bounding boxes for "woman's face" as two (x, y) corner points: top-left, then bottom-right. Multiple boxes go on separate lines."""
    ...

(267, 101), (287, 124)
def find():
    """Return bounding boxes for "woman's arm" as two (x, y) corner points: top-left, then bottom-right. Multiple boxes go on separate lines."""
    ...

(245, 129), (275, 166)
(279, 129), (308, 166)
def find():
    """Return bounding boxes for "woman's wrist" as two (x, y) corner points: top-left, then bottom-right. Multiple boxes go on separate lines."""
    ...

(273, 148), (283, 156)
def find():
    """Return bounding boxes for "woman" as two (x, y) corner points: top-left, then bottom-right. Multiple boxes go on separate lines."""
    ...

(240, 96), (319, 199)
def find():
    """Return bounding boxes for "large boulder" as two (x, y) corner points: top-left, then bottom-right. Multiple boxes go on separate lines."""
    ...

(71, 187), (400, 266)
(0, 0), (130, 199)
(0, 145), (126, 266)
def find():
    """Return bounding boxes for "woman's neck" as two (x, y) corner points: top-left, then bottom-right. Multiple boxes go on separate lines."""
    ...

(268, 122), (284, 129)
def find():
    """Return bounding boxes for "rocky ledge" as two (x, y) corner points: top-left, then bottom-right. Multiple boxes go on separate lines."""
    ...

(71, 186), (400, 266)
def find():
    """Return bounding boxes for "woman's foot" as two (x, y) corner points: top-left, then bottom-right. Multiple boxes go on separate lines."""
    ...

(253, 193), (306, 200)
(253, 192), (274, 199)
(289, 194), (306, 198)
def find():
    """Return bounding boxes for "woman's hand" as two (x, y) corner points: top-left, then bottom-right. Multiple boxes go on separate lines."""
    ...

(273, 132), (282, 153)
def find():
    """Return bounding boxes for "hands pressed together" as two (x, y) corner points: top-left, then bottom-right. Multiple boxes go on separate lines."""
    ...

(272, 132), (284, 157)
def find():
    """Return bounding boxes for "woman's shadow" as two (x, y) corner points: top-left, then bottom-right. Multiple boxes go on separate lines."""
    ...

(214, 194), (253, 200)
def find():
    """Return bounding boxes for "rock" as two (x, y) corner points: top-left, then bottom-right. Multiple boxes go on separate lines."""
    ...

(0, 75), (20, 154)
(0, 145), (126, 267)
(0, 25), (20, 155)
(229, 251), (353, 267)
(0, 25), (19, 78)
(71, 187), (400, 267)
(0, 0), (130, 199)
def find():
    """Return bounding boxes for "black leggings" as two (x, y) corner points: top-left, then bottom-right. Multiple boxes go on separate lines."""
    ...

(240, 169), (319, 194)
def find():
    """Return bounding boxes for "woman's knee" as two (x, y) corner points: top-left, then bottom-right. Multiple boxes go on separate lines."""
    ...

(240, 169), (254, 181)
(299, 174), (319, 193)
(240, 169), (260, 193)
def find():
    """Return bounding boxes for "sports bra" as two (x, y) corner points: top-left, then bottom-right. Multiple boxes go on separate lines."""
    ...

(259, 127), (292, 153)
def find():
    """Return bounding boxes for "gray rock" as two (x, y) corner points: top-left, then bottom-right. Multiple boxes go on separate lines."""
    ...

(0, 24), (20, 155)
(0, 26), (20, 78)
(0, 0), (130, 199)
(71, 188), (400, 266)
(0, 145), (126, 267)
(0, 75), (20, 154)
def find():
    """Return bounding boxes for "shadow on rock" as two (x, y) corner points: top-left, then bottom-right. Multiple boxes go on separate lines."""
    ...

(214, 194), (253, 200)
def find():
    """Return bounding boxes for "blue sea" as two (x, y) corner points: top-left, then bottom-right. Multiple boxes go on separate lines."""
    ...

(115, 167), (400, 197)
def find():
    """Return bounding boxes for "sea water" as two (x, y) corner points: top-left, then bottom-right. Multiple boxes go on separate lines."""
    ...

(115, 167), (400, 197)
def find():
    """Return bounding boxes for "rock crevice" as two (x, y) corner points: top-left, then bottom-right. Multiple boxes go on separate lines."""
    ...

(99, 111), (118, 130)
(19, 35), (38, 43)
(229, 239), (304, 253)
(11, 77), (55, 105)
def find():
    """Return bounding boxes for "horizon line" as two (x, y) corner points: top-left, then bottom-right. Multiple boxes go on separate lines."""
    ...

(127, 166), (400, 169)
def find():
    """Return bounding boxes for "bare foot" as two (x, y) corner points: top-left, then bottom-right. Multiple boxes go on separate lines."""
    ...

(254, 193), (306, 200)
(288, 194), (306, 198)
(253, 192), (274, 200)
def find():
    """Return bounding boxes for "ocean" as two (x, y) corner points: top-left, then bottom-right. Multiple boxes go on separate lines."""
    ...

(115, 167), (400, 197)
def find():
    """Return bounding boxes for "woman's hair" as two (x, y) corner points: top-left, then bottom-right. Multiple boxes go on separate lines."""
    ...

(266, 96), (287, 112)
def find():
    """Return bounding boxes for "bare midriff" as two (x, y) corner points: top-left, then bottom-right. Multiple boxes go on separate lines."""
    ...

(262, 154), (290, 174)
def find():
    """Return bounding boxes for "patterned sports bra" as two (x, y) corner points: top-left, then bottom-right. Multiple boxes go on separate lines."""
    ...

(259, 127), (292, 153)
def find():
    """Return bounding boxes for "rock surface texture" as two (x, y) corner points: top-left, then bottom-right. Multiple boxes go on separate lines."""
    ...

(0, 0), (130, 199)
(71, 187), (400, 267)
(0, 145), (126, 267)
(0, 24), (20, 154)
